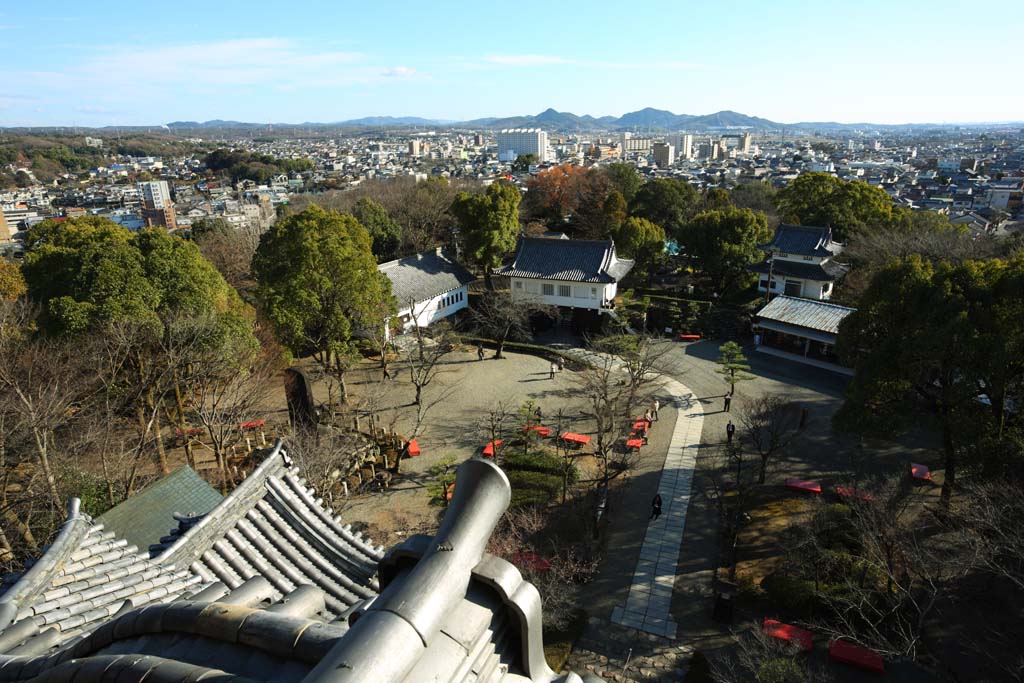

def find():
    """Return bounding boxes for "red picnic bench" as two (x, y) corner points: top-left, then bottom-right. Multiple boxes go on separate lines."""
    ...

(522, 424), (551, 437)
(560, 432), (591, 447)
(239, 420), (266, 431)
(482, 440), (503, 458)
(762, 619), (813, 652)
(512, 552), (552, 573)
(626, 438), (644, 451)
(632, 420), (650, 434)
(835, 486), (873, 502)
(445, 482), (455, 501)
(405, 439), (421, 457)
(678, 333), (702, 342)
(785, 478), (822, 495)
(828, 639), (884, 673)
(910, 462), (932, 481)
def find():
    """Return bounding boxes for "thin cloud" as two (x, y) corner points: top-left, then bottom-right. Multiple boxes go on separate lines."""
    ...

(382, 66), (417, 78)
(485, 54), (703, 70)
(486, 54), (571, 66)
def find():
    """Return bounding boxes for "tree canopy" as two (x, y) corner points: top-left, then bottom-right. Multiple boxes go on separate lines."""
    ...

(775, 172), (895, 241)
(601, 163), (643, 203)
(630, 178), (700, 242)
(682, 207), (771, 295)
(352, 197), (402, 262)
(611, 217), (665, 279)
(452, 181), (521, 288)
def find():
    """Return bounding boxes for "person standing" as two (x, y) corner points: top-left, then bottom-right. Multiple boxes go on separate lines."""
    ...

(382, 362), (393, 381)
(650, 494), (663, 521)
(557, 356), (565, 372)
(724, 395), (732, 412)
(726, 421), (735, 444)
(550, 362), (557, 380)
(477, 343), (485, 361)
(652, 399), (660, 421)
(754, 333), (761, 347)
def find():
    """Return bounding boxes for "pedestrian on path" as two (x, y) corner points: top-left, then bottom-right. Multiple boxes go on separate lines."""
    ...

(650, 494), (663, 521)
(726, 421), (735, 444)
(557, 356), (565, 372)
(549, 362), (557, 379)
(477, 344), (485, 361)
(724, 395), (732, 412)
(652, 398), (660, 421)
(382, 362), (393, 381)
(643, 408), (654, 427)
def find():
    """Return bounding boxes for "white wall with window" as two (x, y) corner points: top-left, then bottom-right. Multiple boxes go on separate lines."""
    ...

(390, 286), (469, 338)
(508, 277), (615, 311)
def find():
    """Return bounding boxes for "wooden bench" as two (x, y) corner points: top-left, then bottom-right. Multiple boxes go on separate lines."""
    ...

(910, 462), (931, 481)
(482, 440), (503, 458)
(828, 639), (884, 673)
(785, 478), (822, 495)
(763, 618), (813, 652)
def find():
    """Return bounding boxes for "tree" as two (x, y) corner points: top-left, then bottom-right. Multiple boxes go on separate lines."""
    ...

(730, 181), (778, 220)
(682, 208), (771, 294)
(469, 290), (555, 359)
(739, 394), (801, 484)
(610, 217), (666, 279)
(522, 164), (590, 224)
(775, 172), (895, 241)
(630, 177), (700, 242)
(512, 154), (538, 173)
(402, 317), (458, 408)
(253, 205), (395, 402)
(0, 261), (26, 302)
(699, 188), (732, 213)
(452, 181), (521, 290)
(352, 197), (402, 263)
(716, 341), (753, 396)
(601, 163), (643, 203)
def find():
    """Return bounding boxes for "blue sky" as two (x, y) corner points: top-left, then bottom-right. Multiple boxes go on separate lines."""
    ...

(2, 0), (1022, 127)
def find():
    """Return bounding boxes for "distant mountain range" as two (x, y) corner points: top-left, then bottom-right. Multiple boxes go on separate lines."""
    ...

(160, 109), (1024, 134)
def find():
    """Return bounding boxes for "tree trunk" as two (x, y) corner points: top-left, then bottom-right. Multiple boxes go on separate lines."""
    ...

(2, 508), (36, 551)
(940, 416), (956, 506)
(495, 336), (506, 359)
(32, 428), (62, 508)
(484, 267), (494, 291)
(414, 383), (422, 406)
(172, 373), (195, 468)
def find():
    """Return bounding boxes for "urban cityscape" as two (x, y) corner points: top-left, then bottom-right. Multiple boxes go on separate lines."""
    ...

(1, 2), (1023, 683)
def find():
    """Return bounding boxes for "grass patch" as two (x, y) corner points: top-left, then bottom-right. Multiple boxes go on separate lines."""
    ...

(543, 607), (587, 671)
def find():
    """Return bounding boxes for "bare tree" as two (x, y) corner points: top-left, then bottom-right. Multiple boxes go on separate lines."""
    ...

(481, 402), (511, 462)
(402, 310), (458, 407)
(469, 289), (555, 359)
(712, 627), (833, 683)
(738, 394), (802, 484)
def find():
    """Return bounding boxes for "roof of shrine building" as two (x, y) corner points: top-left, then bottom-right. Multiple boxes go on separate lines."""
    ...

(0, 442), (601, 683)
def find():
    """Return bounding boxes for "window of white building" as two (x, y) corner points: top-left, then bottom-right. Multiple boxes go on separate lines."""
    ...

(558, 285), (571, 297)
(542, 284), (554, 296)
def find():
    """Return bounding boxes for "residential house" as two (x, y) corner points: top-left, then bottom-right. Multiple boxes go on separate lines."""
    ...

(751, 224), (848, 301)
(500, 237), (634, 313)
(378, 247), (476, 336)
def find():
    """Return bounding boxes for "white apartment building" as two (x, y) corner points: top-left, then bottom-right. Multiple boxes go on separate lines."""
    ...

(670, 134), (694, 160)
(138, 180), (172, 210)
(496, 129), (549, 163)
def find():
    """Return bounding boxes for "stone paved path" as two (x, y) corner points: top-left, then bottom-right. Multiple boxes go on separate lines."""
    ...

(562, 348), (705, 639)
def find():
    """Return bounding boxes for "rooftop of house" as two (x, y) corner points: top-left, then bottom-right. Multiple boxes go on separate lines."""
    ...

(760, 224), (842, 258)
(378, 248), (476, 307)
(0, 442), (594, 683)
(756, 295), (856, 336)
(498, 237), (634, 284)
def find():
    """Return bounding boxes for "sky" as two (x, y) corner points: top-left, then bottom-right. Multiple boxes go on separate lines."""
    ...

(2, 0), (1022, 127)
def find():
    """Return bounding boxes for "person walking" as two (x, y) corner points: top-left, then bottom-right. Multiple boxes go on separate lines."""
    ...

(382, 362), (393, 381)
(652, 398), (660, 421)
(724, 395), (732, 412)
(726, 421), (735, 444)
(557, 356), (565, 372)
(549, 362), (557, 380)
(650, 494), (663, 521)
(477, 343), (485, 361)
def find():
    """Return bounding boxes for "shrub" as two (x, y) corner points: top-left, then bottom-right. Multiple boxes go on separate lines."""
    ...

(756, 657), (804, 683)
(761, 573), (817, 618)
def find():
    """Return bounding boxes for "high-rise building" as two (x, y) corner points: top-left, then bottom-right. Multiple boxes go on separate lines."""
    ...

(496, 128), (549, 163)
(408, 139), (422, 157)
(138, 180), (177, 230)
(653, 142), (675, 167)
(739, 133), (752, 153)
(473, 133), (484, 146)
(672, 134), (694, 160)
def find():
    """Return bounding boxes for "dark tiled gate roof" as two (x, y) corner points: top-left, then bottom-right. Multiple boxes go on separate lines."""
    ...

(378, 248), (476, 305)
(498, 237), (634, 283)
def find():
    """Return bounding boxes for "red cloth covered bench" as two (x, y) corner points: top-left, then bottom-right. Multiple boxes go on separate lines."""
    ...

(512, 552), (552, 573)
(678, 333), (702, 342)
(522, 424), (551, 437)
(482, 440), (503, 458)
(632, 420), (649, 433)
(239, 419), (266, 430)
(560, 432), (591, 447)
(785, 478), (822, 494)
(626, 438), (644, 451)
(910, 462), (931, 481)
(828, 639), (884, 673)
(445, 482), (455, 501)
(405, 439), (421, 457)
(835, 486), (872, 502)
(763, 619), (813, 652)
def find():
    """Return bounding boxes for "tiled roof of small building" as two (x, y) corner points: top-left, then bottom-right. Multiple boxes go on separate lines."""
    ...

(756, 295), (856, 335)
(760, 224), (842, 257)
(378, 248), (476, 306)
(498, 237), (634, 283)
(750, 257), (849, 281)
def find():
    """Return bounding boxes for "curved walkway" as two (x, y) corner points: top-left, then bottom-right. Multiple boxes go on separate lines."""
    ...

(563, 348), (706, 639)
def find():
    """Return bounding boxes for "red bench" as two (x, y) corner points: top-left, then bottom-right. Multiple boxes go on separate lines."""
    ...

(239, 419), (266, 431)
(678, 333), (702, 342)
(835, 486), (873, 502)
(405, 439), (421, 457)
(512, 552), (552, 573)
(522, 424), (551, 437)
(763, 619), (813, 652)
(482, 440), (503, 458)
(828, 639), (884, 673)
(632, 420), (649, 433)
(785, 478), (822, 495)
(445, 482), (455, 501)
(626, 438), (644, 451)
(560, 432), (591, 447)
(910, 463), (931, 481)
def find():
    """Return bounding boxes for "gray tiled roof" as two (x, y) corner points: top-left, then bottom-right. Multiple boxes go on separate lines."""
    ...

(498, 237), (634, 283)
(756, 295), (856, 335)
(378, 248), (476, 306)
(760, 224), (841, 257)
(750, 257), (849, 281)
(96, 466), (222, 555)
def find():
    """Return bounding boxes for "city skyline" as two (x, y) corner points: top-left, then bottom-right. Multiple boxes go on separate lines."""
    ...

(2, 0), (1023, 127)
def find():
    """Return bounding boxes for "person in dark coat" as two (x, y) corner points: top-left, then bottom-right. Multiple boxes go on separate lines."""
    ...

(477, 344), (486, 361)
(650, 494), (663, 521)
(726, 421), (735, 444)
